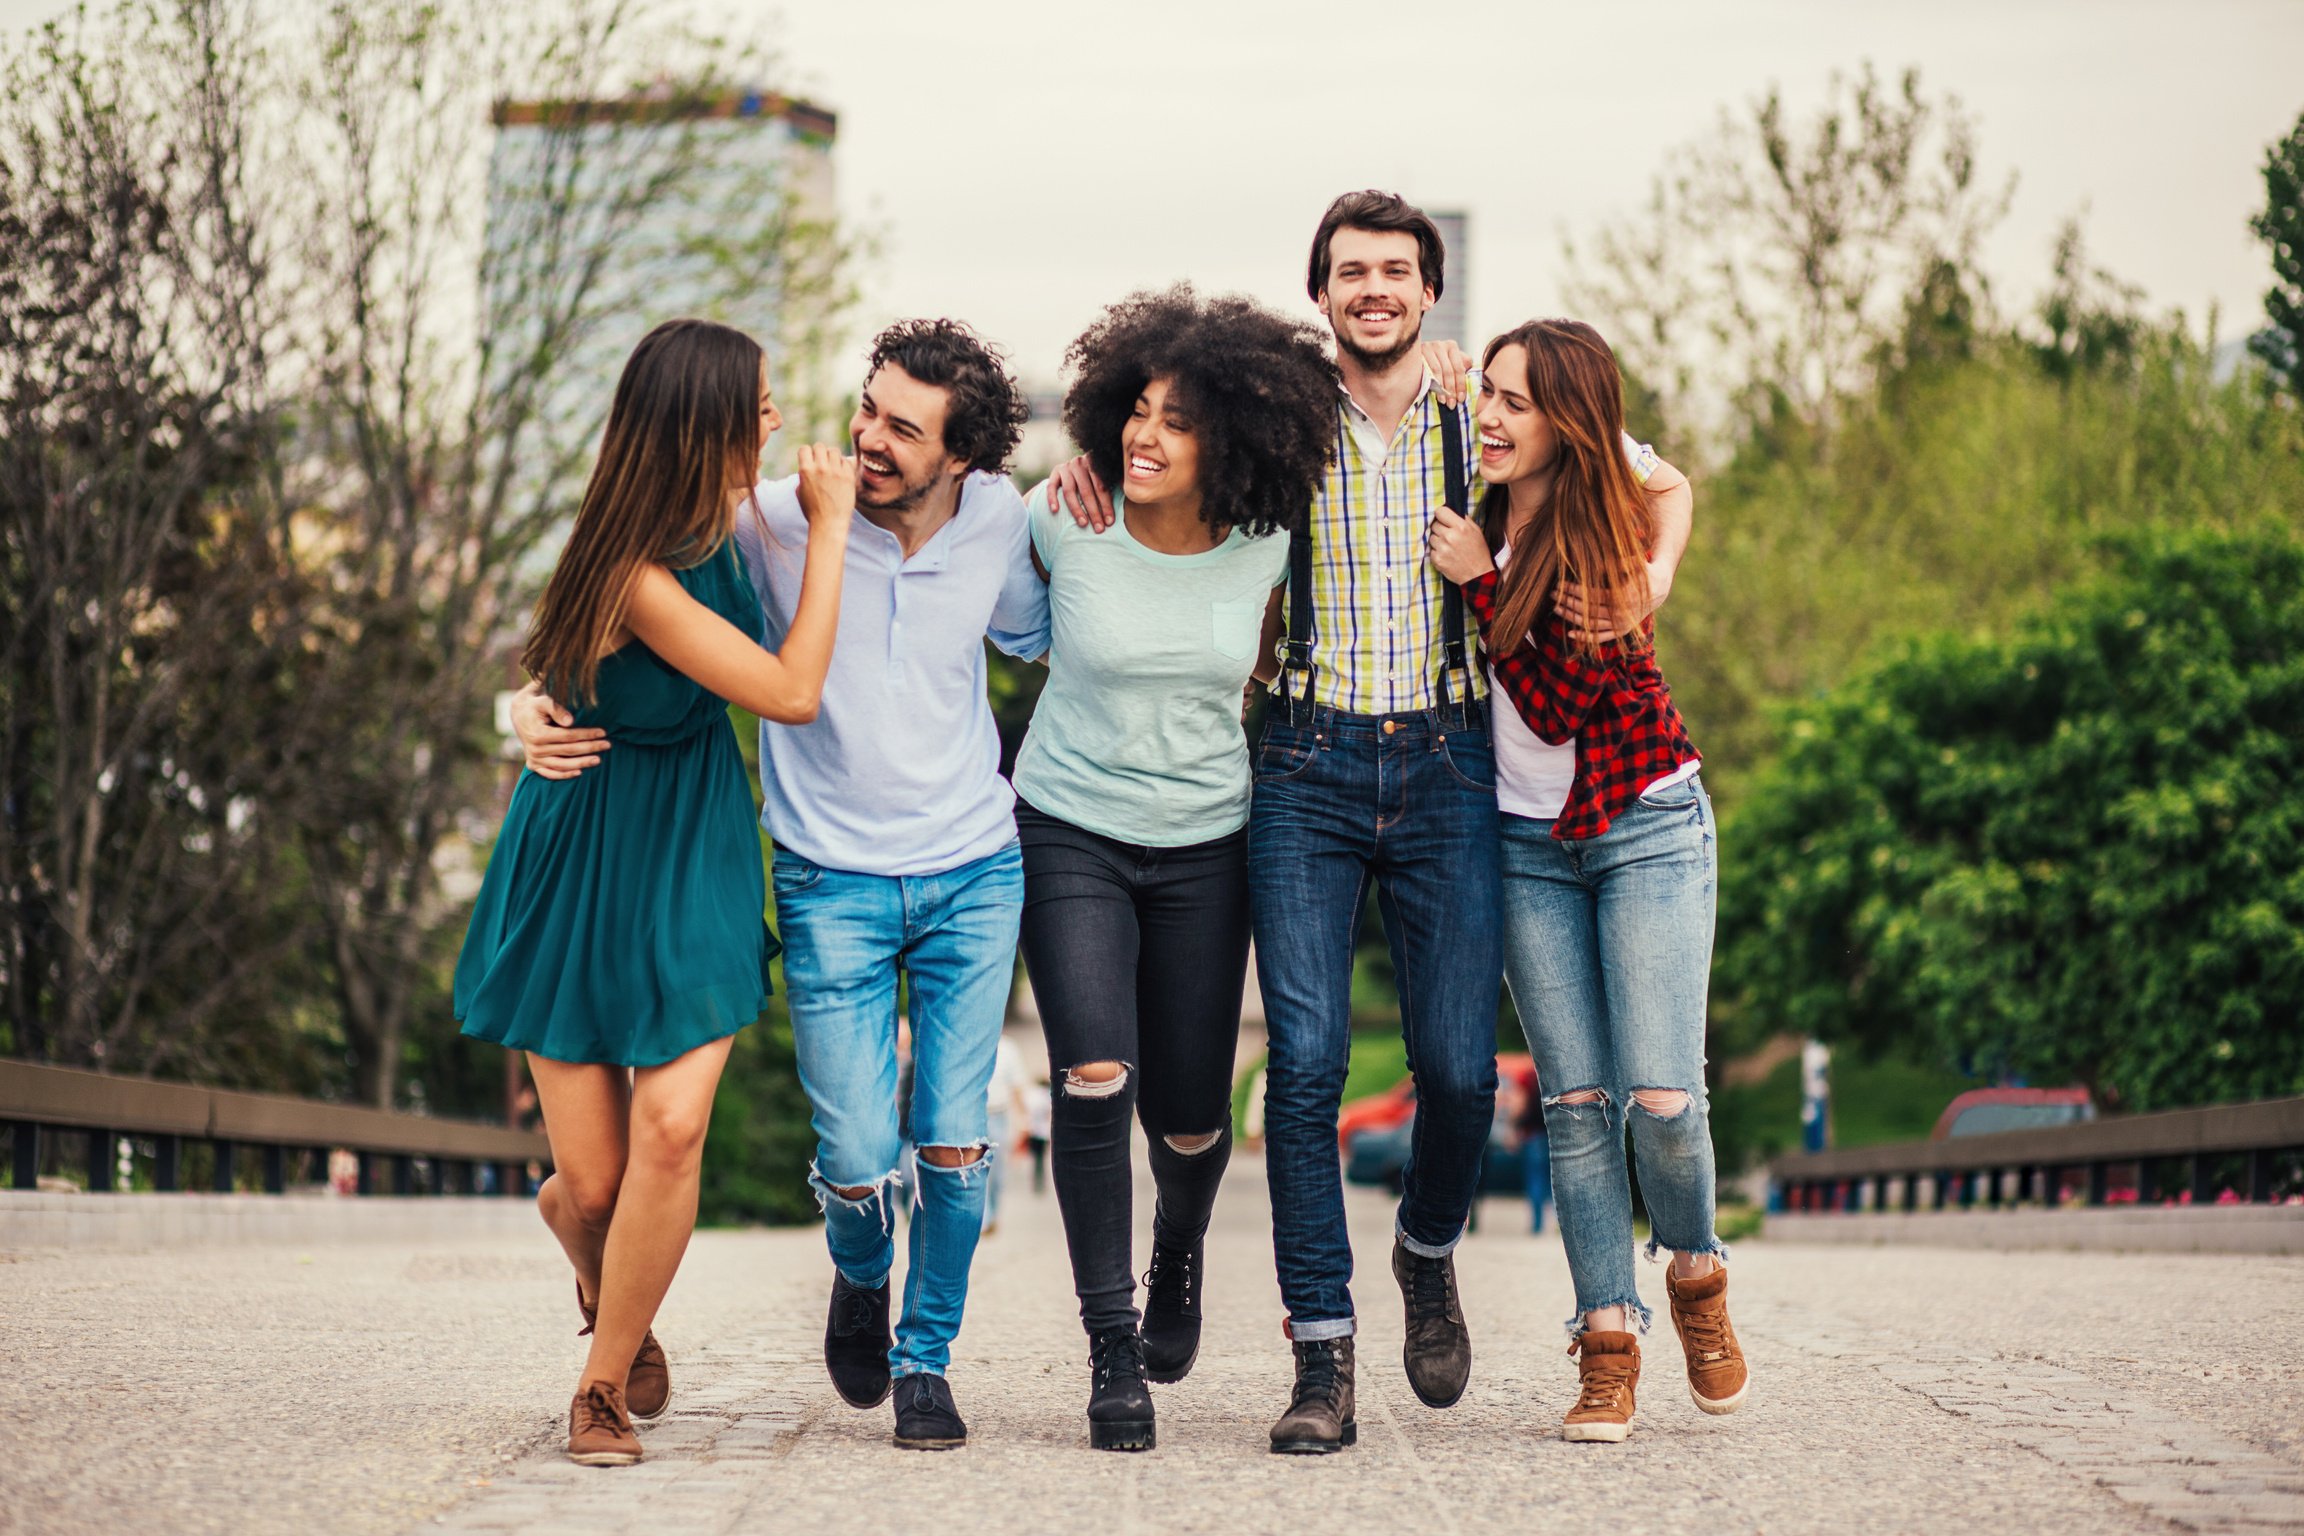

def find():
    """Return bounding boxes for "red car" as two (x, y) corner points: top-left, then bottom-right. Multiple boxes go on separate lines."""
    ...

(1337, 1053), (1534, 1153)
(1930, 1085), (2094, 1139)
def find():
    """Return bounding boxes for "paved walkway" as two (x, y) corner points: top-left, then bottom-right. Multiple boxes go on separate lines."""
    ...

(5, 1155), (2301, 1535)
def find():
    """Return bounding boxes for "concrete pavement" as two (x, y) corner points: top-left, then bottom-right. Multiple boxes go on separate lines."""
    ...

(3, 1153), (2300, 1535)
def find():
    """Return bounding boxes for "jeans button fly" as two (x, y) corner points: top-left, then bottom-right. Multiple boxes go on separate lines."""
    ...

(1382, 720), (1398, 736)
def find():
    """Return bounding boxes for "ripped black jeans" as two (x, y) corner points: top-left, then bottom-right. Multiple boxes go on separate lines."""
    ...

(1016, 801), (1245, 1336)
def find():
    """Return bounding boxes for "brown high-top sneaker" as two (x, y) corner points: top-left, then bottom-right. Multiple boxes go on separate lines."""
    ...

(1269, 1337), (1356, 1455)
(1665, 1264), (1748, 1414)
(1562, 1330), (1640, 1443)
(577, 1281), (671, 1420)
(567, 1381), (643, 1467)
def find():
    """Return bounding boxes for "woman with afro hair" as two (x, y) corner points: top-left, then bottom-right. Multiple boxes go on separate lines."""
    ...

(1010, 285), (1335, 1452)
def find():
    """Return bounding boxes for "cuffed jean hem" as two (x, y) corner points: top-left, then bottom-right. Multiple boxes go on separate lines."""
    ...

(1564, 1296), (1655, 1341)
(1394, 1215), (1464, 1260)
(1287, 1317), (1357, 1342)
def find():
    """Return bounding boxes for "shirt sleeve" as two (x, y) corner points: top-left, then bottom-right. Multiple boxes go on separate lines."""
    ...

(1621, 430), (1660, 486)
(988, 482), (1052, 661)
(1022, 480), (1061, 573)
(1463, 569), (1622, 745)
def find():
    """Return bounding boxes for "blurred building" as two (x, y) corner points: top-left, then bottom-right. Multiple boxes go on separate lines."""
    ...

(1427, 209), (1470, 351)
(483, 90), (839, 536)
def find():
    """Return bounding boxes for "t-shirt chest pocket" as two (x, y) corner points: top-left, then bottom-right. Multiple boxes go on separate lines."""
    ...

(1210, 598), (1263, 660)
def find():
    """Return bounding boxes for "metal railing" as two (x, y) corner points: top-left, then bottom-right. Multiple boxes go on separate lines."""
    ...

(2, 1060), (552, 1197)
(1768, 1095), (2304, 1213)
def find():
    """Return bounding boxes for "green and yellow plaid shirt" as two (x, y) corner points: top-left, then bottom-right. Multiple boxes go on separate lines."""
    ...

(1279, 374), (1660, 717)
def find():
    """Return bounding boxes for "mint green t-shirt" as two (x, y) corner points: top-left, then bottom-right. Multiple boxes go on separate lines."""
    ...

(1012, 484), (1289, 847)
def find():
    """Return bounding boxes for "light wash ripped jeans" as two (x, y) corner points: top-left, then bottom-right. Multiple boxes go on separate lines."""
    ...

(773, 840), (1023, 1378)
(1498, 773), (1725, 1338)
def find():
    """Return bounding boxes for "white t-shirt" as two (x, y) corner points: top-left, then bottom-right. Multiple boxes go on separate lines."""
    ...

(1488, 541), (1698, 821)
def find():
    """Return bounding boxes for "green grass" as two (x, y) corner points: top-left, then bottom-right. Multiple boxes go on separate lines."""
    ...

(1231, 1028), (1415, 1133)
(1710, 1049), (1983, 1174)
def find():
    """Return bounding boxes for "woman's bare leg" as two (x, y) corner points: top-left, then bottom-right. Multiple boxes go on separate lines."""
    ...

(527, 1054), (633, 1309)
(581, 1035), (735, 1391)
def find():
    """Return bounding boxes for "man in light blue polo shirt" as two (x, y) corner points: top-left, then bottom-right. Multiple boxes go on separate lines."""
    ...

(514, 319), (1045, 1453)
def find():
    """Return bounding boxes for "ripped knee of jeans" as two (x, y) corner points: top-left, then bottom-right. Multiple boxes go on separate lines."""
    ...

(1628, 1087), (1697, 1120)
(918, 1142), (988, 1169)
(1059, 1061), (1129, 1100)
(915, 1140), (995, 1187)
(1545, 1087), (1611, 1119)
(1162, 1128), (1225, 1156)
(809, 1161), (903, 1233)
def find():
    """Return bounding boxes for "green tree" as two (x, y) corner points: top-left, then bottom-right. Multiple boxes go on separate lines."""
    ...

(1712, 529), (2304, 1112)
(2250, 105), (2304, 399)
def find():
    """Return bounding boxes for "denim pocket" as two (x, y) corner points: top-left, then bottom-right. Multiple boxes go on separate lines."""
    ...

(1438, 731), (1497, 792)
(1211, 598), (1263, 661)
(1254, 724), (1319, 782)
(1635, 771), (1702, 812)
(770, 851), (824, 894)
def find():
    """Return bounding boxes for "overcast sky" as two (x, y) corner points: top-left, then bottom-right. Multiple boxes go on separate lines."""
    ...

(8, 0), (2301, 390)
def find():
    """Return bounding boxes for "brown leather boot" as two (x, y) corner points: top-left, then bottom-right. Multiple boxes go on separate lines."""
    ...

(577, 1280), (670, 1420)
(1269, 1337), (1356, 1455)
(1562, 1330), (1640, 1443)
(1665, 1264), (1749, 1414)
(566, 1380), (643, 1467)
(1390, 1237), (1471, 1408)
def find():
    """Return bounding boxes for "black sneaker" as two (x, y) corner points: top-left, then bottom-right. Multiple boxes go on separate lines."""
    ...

(824, 1271), (892, 1408)
(1087, 1328), (1156, 1452)
(891, 1372), (968, 1450)
(1140, 1239), (1203, 1384)
(1392, 1236), (1471, 1408)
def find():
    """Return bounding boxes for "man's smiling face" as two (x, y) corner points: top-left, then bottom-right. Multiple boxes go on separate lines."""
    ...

(847, 362), (966, 513)
(1317, 226), (1434, 370)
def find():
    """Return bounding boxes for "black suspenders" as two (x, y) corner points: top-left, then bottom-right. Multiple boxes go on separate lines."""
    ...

(1280, 395), (1475, 729)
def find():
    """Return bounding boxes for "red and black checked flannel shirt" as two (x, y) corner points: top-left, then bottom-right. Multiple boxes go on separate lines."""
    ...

(1462, 570), (1700, 841)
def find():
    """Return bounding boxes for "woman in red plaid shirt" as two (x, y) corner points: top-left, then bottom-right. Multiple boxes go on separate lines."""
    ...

(1427, 319), (1749, 1446)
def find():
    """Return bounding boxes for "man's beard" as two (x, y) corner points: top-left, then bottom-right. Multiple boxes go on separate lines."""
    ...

(853, 450), (937, 515)
(1335, 307), (1424, 371)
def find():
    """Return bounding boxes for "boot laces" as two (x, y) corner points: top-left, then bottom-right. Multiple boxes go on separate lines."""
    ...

(1143, 1246), (1195, 1314)
(1679, 1302), (1732, 1362)
(1405, 1254), (1454, 1322)
(833, 1287), (878, 1338)
(1290, 1341), (1344, 1409)
(1091, 1330), (1147, 1389)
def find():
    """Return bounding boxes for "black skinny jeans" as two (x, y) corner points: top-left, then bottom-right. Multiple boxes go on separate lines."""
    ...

(1016, 800), (1247, 1336)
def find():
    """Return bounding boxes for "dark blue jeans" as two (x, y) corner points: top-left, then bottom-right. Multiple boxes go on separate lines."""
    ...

(1248, 705), (1503, 1340)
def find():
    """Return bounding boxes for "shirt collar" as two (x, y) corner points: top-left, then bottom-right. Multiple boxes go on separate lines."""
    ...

(1338, 366), (1439, 425)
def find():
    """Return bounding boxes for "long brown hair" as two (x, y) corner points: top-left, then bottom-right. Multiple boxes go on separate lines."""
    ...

(1478, 319), (1654, 659)
(522, 318), (764, 703)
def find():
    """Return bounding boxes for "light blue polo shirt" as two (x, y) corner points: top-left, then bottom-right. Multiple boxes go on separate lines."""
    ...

(733, 471), (1049, 877)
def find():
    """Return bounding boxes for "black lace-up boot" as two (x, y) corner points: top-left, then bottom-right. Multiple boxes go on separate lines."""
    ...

(1139, 1238), (1203, 1383)
(1086, 1327), (1157, 1451)
(891, 1372), (968, 1450)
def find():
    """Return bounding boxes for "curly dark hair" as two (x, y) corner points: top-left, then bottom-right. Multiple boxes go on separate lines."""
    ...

(1061, 286), (1337, 539)
(864, 318), (1027, 476)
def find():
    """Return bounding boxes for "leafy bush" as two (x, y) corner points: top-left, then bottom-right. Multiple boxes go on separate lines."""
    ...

(1713, 529), (2304, 1112)
(698, 998), (820, 1227)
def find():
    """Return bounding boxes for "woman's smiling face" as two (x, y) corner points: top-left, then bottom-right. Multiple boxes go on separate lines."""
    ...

(1119, 376), (1202, 506)
(1474, 342), (1558, 487)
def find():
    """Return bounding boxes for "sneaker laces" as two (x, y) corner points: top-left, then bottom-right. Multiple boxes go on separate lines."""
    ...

(576, 1383), (630, 1436)
(1570, 1349), (1636, 1414)
(1677, 1301), (1733, 1363)
(833, 1286), (878, 1338)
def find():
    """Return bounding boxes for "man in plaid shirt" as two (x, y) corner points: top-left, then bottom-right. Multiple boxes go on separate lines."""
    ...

(1051, 191), (1691, 1453)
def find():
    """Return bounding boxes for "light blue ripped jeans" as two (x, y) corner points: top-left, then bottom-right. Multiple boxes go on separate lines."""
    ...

(1498, 774), (1725, 1339)
(774, 840), (1023, 1378)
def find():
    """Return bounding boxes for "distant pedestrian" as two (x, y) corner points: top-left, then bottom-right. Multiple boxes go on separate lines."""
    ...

(455, 318), (853, 1468)
(1023, 1079), (1051, 1192)
(1513, 1064), (1552, 1234)
(1428, 317), (1747, 1447)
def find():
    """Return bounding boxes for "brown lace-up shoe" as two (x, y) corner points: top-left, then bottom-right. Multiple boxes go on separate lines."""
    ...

(1562, 1330), (1640, 1443)
(567, 1380), (643, 1466)
(1665, 1264), (1748, 1414)
(577, 1280), (670, 1420)
(1269, 1337), (1356, 1454)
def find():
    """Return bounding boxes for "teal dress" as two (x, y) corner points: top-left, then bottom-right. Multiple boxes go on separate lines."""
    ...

(455, 540), (778, 1066)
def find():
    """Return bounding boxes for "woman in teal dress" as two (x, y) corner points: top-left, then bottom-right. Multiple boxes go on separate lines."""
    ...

(454, 317), (854, 1467)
